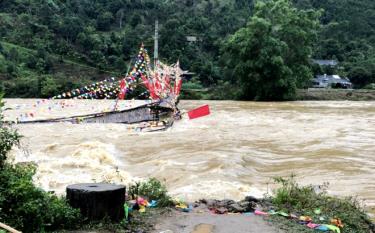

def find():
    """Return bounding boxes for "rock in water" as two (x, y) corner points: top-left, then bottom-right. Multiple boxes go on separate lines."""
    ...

(244, 196), (260, 203)
(66, 183), (126, 221)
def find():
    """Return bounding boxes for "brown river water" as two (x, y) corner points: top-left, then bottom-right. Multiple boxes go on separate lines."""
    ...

(3, 99), (375, 217)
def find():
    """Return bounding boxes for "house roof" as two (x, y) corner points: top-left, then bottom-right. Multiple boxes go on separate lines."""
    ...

(314, 75), (352, 84)
(312, 59), (338, 66)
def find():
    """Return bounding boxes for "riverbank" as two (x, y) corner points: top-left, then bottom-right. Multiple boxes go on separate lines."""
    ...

(296, 88), (375, 101)
(66, 177), (375, 233)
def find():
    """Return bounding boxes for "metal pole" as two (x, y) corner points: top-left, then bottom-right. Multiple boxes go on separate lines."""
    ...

(154, 20), (159, 67)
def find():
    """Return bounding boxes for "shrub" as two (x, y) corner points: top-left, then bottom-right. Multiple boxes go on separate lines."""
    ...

(363, 83), (375, 90)
(128, 178), (173, 207)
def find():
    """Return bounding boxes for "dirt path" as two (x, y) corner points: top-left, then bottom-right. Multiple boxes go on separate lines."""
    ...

(152, 209), (283, 233)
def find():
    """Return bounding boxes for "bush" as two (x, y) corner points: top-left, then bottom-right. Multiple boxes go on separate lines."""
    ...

(128, 178), (173, 207)
(363, 83), (375, 90)
(269, 175), (374, 233)
(180, 78), (206, 99)
(0, 95), (81, 232)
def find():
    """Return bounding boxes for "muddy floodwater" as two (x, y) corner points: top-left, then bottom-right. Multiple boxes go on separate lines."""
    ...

(4, 99), (375, 217)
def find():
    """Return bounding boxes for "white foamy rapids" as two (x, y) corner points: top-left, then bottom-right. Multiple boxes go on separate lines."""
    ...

(169, 180), (265, 202)
(11, 141), (137, 195)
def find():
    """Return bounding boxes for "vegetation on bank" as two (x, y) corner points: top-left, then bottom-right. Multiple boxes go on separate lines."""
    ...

(265, 176), (374, 233)
(0, 95), (82, 232)
(0, 0), (374, 100)
(296, 88), (375, 101)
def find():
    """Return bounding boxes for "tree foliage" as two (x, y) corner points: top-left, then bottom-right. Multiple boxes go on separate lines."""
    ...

(0, 0), (252, 98)
(223, 0), (320, 100)
(0, 0), (374, 99)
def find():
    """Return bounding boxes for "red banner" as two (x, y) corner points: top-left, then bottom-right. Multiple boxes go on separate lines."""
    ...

(188, 105), (210, 120)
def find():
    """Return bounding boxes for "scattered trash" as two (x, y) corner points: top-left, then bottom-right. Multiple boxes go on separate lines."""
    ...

(149, 200), (158, 208)
(307, 222), (320, 229)
(277, 211), (289, 217)
(254, 210), (269, 216)
(175, 199), (192, 212)
(124, 203), (129, 221)
(325, 224), (341, 233)
(252, 208), (344, 233)
(316, 225), (329, 231)
(331, 218), (344, 228)
(299, 216), (312, 222)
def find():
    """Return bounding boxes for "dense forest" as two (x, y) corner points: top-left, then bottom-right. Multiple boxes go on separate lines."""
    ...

(0, 0), (374, 99)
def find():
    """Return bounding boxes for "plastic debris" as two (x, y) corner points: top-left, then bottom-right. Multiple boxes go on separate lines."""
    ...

(331, 218), (344, 228)
(299, 216), (312, 222)
(277, 211), (289, 217)
(175, 199), (192, 212)
(124, 203), (129, 220)
(267, 209), (343, 233)
(254, 210), (269, 216)
(268, 210), (277, 215)
(137, 197), (148, 206)
(324, 224), (341, 233)
(139, 205), (146, 213)
(148, 200), (158, 208)
(307, 223), (320, 229)
(316, 225), (329, 231)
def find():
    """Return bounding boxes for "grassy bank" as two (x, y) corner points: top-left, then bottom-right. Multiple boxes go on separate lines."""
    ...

(180, 83), (375, 101)
(296, 89), (375, 101)
(263, 176), (375, 233)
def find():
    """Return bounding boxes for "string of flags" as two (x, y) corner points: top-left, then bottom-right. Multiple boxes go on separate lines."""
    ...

(13, 43), (184, 121)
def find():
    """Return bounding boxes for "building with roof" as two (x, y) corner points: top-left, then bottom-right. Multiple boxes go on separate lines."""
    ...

(312, 59), (339, 67)
(311, 74), (352, 89)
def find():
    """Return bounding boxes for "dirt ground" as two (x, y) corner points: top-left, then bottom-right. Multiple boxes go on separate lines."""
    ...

(152, 208), (283, 233)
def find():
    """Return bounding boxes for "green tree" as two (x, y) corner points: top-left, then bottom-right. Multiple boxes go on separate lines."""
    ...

(223, 0), (320, 100)
(41, 76), (61, 97)
(96, 11), (114, 31)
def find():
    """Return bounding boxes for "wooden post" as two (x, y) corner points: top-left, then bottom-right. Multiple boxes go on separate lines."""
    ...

(66, 183), (126, 221)
(0, 222), (22, 233)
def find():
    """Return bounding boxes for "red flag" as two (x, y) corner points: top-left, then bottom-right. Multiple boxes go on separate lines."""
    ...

(188, 105), (210, 120)
(175, 79), (182, 95)
(118, 79), (127, 100)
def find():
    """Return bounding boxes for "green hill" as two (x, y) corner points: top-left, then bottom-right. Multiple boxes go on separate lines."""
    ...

(0, 0), (374, 98)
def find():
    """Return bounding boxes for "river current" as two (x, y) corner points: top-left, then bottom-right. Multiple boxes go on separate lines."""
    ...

(3, 99), (375, 217)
